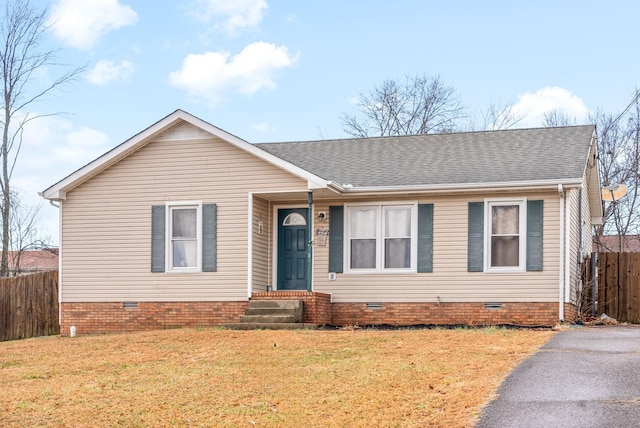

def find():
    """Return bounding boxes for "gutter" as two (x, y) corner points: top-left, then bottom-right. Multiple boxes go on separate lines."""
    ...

(328, 178), (584, 196)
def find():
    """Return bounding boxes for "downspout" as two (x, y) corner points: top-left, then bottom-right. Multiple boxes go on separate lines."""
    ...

(307, 191), (313, 292)
(565, 189), (572, 310)
(247, 193), (253, 299)
(50, 200), (63, 326)
(558, 184), (565, 321)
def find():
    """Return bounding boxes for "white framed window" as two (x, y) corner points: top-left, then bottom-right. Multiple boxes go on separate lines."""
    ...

(167, 201), (202, 272)
(484, 198), (526, 272)
(345, 203), (417, 273)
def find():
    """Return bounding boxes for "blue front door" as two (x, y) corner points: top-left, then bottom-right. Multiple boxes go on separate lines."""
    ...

(277, 208), (308, 290)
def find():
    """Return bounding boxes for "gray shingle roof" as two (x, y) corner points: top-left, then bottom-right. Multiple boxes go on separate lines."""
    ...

(256, 125), (596, 188)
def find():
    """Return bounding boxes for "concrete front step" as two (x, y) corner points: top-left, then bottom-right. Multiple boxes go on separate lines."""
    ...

(244, 307), (299, 316)
(232, 299), (306, 328)
(248, 300), (302, 310)
(225, 322), (319, 330)
(240, 299), (303, 324)
(240, 314), (298, 323)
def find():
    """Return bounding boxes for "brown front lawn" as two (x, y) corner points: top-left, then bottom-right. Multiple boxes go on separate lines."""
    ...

(0, 327), (553, 427)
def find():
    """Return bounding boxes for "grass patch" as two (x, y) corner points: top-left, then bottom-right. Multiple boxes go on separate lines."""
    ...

(0, 327), (553, 427)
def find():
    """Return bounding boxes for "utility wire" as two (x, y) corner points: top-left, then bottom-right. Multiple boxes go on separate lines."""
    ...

(613, 89), (640, 124)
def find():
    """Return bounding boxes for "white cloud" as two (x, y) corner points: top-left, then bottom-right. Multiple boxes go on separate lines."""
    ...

(54, 128), (111, 164)
(87, 60), (135, 85)
(251, 122), (270, 132)
(169, 42), (298, 106)
(21, 116), (111, 172)
(14, 115), (112, 244)
(48, 0), (138, 50)
(194, 0), (268, 35)
(511, 87), (589, 127)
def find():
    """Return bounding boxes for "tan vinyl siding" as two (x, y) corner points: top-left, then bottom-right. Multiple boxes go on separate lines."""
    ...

(61, 124), (307, 302)
(583, 168), (595, 251)
(251, 196), (271, 292)
(566, 188), (582, 304)
(586, 141), (601, 220)
(312, 192), (561, 303)
(566, 173), (595, 305)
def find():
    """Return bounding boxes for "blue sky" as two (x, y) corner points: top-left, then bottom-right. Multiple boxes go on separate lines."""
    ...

(14, 0), (640, 244)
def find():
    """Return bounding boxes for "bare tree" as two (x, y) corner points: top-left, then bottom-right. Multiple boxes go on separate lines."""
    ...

(0, 0), (82, 276)
(6, 190), (51, 275)
(591, 91), (640, 252)
(542, 109), (577, 127)
(341, 73), (465, 137)
(475, 101), (526, 130)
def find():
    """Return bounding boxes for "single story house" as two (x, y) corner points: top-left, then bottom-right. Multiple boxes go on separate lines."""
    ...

(41, 110), (602, 334)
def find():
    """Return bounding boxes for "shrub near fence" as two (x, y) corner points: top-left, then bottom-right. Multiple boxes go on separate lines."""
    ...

(0, 270), (59, 341)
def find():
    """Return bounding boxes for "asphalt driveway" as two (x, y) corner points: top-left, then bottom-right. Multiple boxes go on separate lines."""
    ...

(476, 326), (640, 428)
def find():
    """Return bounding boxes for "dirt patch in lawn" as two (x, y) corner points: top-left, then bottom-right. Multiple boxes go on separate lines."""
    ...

(0, 327), (553, 427)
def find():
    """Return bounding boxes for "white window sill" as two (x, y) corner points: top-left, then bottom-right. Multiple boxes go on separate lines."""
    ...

(345, 269), (417, 275)
(165, 269), (202, 274)
(484, 267), (526, 274)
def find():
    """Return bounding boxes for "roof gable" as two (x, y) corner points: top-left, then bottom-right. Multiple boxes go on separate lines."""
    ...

(41, 110), (329, 200)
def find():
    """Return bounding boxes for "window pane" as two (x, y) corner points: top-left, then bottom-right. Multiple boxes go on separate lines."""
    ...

(492, 205), (519, 235)
(385, 238), (410, 268)
(351, 239), (376, 269)
(350, 208), (377, 238)
(385, 207), (411, 237)
(172, 208), (197, 238)
(283, 212), (306, 226)
(173, 240), (197, 267)
(491, 236), (519, 266)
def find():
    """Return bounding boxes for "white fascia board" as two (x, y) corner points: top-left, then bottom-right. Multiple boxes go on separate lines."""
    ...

(335, 178), (584, 196)
(41, 110), (330, 200)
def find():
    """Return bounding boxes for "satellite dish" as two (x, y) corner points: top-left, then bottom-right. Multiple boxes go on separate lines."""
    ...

(601, 184), (627, 202)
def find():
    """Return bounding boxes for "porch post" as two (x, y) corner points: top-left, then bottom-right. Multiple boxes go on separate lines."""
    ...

(307, 191), (313, 292)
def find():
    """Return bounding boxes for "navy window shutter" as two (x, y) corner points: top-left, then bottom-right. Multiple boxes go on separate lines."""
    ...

(468, 202), (484, 272)
(328, 206), (344, 273)
(151, 205), (166, 272)
(202, 203), (217, 272)
(417, 204), (434, 273)
(526, 200), (543, 271)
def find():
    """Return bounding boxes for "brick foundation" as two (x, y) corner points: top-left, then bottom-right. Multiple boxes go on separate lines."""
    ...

(563, 303), (579, 323)
(330, 302), (560, 327)
(251, 291), (332, 325)
(60, 301), (247, 336)
(61, 298), (562, 335)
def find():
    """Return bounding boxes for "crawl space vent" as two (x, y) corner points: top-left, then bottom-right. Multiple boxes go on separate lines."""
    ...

(123, 302), (139, 309)
(484, 302), (503, 310)
(366, 302), (383, 310)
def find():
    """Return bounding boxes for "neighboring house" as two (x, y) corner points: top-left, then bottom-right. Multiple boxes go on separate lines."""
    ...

(593, 235), (640, 252)
(0, 249), (59, 275)
(41, 110), (602, 334)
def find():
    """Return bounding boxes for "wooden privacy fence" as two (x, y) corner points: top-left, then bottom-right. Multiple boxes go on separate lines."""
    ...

(0, 270), (59, 341)
(586, 252), (640, 324)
